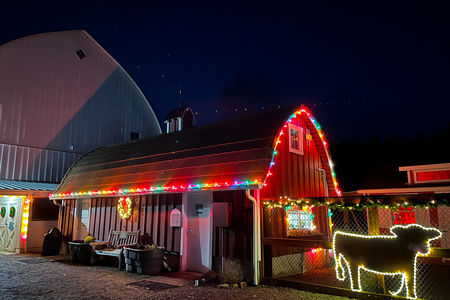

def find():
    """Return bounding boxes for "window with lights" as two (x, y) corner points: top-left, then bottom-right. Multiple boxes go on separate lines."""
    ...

(286, 206), (318, 237)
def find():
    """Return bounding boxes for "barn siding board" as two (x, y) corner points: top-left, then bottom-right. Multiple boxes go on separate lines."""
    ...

(77, 193), (182, 251)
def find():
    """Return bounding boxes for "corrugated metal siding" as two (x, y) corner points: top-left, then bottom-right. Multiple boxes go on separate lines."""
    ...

(0, 143), (81, 182)
(0, 179), (58, 191)
(0, 30), (161, 182)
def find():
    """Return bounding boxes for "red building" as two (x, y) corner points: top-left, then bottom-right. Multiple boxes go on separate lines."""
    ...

(50, 105), (339, 283)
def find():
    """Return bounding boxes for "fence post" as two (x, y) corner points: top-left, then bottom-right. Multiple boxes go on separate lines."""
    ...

(368, 207), (385, 293)
(263, 244), (273, 277)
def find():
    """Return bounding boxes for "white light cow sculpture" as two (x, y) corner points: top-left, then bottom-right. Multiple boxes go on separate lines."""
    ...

(333, 224), (441, 299)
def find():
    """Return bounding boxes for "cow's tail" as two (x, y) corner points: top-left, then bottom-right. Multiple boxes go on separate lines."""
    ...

(389, 274), (406, 296)
(335, 253), (346, 280)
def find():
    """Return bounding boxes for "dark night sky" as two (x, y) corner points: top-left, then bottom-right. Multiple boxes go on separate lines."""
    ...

(1, 1), (449, 142)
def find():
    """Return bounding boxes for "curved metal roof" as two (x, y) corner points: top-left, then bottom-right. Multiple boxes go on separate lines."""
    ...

(0, 30), (161, 183)
(52, 108), (292, 197)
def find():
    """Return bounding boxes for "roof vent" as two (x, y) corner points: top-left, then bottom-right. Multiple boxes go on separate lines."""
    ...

(164, 106), (196, 133)
(76, 49), (86, 59)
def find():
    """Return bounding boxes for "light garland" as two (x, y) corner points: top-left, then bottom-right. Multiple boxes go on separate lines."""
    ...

(21, 198), (30, 241)
(50, 179), (261, 199)
(333, 224), (442, 299)
(117, 197), (133, 219)
(263, 196), (449, 210)
(262, 107), (341, 196)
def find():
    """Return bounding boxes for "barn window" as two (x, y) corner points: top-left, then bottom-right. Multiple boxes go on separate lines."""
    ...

(288, 123), (303, 155)
(76, 49), (86, 59)
(130, 131), (140, 140)
(286, 206), (317, 237)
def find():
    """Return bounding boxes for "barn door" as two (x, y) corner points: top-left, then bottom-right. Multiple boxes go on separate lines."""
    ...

(0, 197), (21, 252)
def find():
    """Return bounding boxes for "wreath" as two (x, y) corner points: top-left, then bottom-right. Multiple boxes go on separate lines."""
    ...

(9, 206), (16, 218)
(0, 207), (5, 218)
(117, 197), (132, 219)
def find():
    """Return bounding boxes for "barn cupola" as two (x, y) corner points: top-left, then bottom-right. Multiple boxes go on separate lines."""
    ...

(164, 105), (196, 133)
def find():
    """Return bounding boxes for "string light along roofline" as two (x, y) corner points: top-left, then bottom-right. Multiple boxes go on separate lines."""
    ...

(49, 106), (341, 199)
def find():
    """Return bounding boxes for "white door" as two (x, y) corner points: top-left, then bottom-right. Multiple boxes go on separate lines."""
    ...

(185, 192), (213, 272)
(0, 197), (21, 252)
(73, 199), (91, 240)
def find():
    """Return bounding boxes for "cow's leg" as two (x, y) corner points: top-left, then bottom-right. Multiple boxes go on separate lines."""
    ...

(404, 266), (416, 299)
(335, 254), (346, 280)
(348, 263), (361, 291)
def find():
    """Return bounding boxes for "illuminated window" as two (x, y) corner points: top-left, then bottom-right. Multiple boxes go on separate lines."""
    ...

(288, 210), (299, 229)
(300, 211), (313, 229)
(288, 123), (303, 155)
(287, 206), (317, 237)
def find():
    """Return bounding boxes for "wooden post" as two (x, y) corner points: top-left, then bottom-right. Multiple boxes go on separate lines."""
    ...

(367, 207), (385, 294)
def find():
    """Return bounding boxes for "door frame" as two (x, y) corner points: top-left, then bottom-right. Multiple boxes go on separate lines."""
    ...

(180, 191), (213, 272)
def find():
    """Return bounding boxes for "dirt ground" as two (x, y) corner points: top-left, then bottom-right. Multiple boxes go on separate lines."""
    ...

(0, 253), (349, 300)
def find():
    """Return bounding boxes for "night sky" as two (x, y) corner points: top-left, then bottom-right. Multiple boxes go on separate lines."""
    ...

(1, 1), (449, 142)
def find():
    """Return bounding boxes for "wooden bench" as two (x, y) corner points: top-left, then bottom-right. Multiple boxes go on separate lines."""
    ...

(90, 230), (140, 269)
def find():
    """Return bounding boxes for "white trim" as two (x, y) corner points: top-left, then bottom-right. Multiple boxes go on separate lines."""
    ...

(357, 186), (450, 195)
(177, 117), (182, 131)
(288, 123), (304, 155)
(399, 163), (450, 172)
(180, 193), (188, 271)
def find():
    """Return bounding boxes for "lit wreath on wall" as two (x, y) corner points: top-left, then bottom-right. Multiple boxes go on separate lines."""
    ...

(333, 224), (441, 299)
(0, 207), (5, 218)
(117, 197), (133, 219)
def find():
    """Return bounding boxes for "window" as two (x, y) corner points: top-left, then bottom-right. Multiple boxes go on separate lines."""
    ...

(76, 49), (86, 59)
(288, 123), (303, 155)
(300, 211), (313, 230)
(286, 206), (317, 237)
(31, 198), (59, 221)
(288, 210), (299, 229)
(130, 131), (140, 141)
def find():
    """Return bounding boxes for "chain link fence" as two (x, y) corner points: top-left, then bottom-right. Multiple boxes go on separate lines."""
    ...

(263, 205), (450, 299)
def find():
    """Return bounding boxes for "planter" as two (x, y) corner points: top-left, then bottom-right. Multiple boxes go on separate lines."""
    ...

(124, 247), (164, 275)
(68, 242), (92, 264)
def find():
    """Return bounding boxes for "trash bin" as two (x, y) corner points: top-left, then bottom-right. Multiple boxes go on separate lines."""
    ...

(41, 227), (62, 256)
(68, 242), (92, 264)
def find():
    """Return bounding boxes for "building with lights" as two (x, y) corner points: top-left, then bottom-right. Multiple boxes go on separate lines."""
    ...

(354, 162), (450, 248)
(50, 105), (338, 283)
(0, 30), (161, 253)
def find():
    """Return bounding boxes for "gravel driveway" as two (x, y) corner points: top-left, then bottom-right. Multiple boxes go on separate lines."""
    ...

(0, 253), (349, 300)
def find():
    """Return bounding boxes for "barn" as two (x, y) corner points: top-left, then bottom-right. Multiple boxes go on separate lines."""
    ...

(0, 30), (161, 253)
(50, 105), (339, 283)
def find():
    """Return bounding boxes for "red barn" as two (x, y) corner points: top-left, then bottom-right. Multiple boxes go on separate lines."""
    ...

(50, 105), (339, 283)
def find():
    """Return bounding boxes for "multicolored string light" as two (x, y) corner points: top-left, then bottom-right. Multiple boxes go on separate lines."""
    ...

(50, 180), (261, 199)
(261, 107), (341, 196)
(21, 197), (30, 241)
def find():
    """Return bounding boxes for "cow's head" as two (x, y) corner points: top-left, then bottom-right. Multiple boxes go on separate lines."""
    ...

(391, 224), (442, 255)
